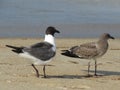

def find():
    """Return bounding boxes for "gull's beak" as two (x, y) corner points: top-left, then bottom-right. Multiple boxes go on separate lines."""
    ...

(110, 35), (115, 39)
(55, 30), (60, 33)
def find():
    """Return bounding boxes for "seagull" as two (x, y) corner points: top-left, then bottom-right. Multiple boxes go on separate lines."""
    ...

(6, 26), (60, 78)
(61, 33), (114, 76)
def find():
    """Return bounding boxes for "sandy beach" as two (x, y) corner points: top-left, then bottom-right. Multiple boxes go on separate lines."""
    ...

(0, 38), (120, 90)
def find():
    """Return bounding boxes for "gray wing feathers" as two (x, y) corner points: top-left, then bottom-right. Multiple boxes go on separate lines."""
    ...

(23, 42), (56, 60)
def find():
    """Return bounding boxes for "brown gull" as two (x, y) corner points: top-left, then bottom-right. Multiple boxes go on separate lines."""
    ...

(61, 33), (114, 76)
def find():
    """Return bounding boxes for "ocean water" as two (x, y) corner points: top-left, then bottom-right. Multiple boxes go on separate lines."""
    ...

(0, 0), (120, 38)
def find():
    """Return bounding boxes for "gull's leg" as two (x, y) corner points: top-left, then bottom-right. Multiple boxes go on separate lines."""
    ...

(31, 64), (40, 78)
(94, 59), (97, 76)
(88, 61), (91, 76)
(43, 65), (47, 78)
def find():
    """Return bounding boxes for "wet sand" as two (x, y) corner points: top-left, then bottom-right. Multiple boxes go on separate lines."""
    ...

(0, 38), (120, 90)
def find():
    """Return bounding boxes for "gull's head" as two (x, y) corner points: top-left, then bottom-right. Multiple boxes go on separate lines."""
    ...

(101, 33), (115, 40)
(46, 26), (60, 36)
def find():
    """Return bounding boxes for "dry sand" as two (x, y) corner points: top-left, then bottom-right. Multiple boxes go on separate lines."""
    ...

(0, 38), (120, 90)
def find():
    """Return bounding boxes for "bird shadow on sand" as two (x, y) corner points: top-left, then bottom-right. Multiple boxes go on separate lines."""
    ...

(41, 70), (120, 79)
(42, 75), (83, 79)
(83, 70), (120, 76)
